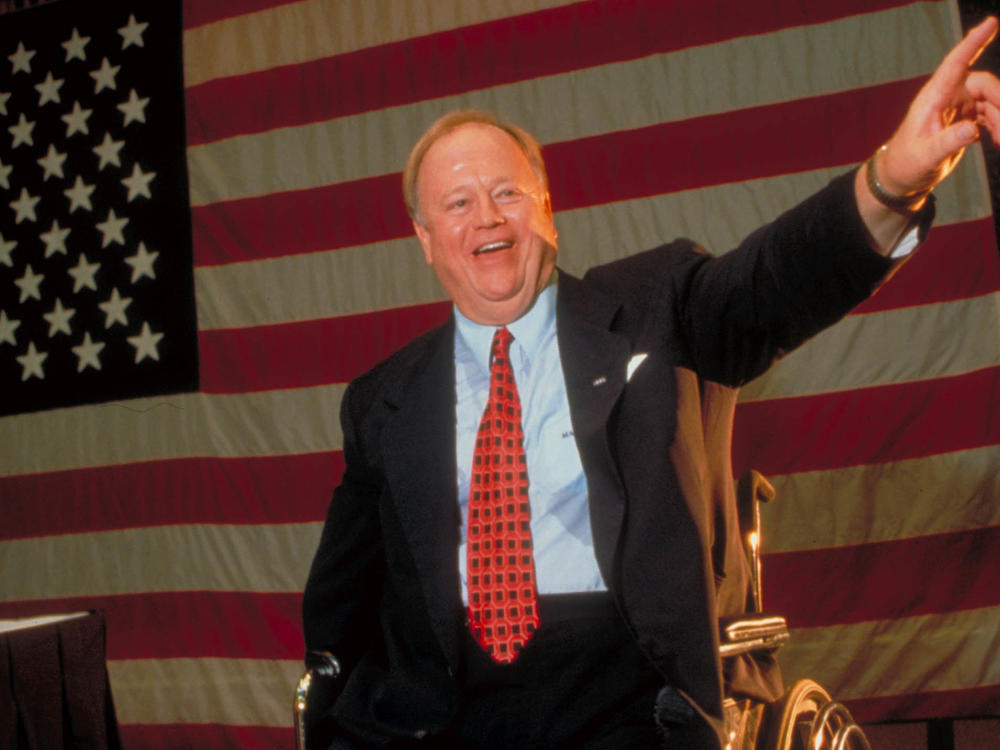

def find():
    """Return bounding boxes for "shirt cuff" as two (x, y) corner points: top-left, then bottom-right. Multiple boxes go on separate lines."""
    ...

(889, 193), (936, 260)
(890, 223), (921, 259)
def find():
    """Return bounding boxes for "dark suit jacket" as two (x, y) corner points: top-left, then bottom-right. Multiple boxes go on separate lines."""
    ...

(302, 171), (909, 747)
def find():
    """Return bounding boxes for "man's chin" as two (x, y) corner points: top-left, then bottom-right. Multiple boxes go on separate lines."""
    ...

(458, 290), (534, 326)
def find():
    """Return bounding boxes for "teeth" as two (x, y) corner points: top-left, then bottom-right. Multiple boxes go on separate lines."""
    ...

(474, 240), (513, 255)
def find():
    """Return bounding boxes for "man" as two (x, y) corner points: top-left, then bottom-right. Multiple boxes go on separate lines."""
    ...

(303, 17), (1000, 749)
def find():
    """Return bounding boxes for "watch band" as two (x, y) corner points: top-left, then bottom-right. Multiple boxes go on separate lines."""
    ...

(865, 145), (930, 213)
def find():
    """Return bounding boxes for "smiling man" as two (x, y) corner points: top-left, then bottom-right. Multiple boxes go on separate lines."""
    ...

(408, 116), (559, 326)
(303, 18), (1000, 750)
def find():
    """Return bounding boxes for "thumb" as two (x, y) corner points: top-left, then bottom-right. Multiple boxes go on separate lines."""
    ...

(921, 119), (980, 179)
(939, 119), (980, 155)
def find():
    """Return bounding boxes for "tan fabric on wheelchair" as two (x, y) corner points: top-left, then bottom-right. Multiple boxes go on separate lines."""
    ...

(699, 376), (784, 704)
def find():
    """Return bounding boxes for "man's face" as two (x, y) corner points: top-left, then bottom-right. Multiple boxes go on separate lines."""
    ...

(413, 123), (558, 326)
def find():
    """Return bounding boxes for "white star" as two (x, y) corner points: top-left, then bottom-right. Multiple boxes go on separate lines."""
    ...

(64, 176), (96, 213)
(62, 101), (92, 137)
(0, 91), (10, 115)
(98, 287), (131, 328)
(93, 132), (125, 170)
(119, 14), (149, 49)
(0, 158), (11, 189)
(67, 253), (99, 292)
(16, 342), (46, 381)
(8, 42), (35, 75)
(127, 321), (163, 363)
(63, 28), (91, 62)
(37, 144), (68, 181)
(34, 71), (64, 106)
(96, 208), (128, 248)
(0, 311), (20, 345)
(122, 162), (155, 201)
(125, 241), (158, 282)
(14, 265), (44, 303)
(10, 188), (40, 224)
(8, 113), (35, 148)
(42, 298), (75, 337)
(90, 57), (120, 94)
(72, 331), (104, 372)
(40, 219), (71, 257)
(0, 233), (15, 266)
(117, 88), (149, 126)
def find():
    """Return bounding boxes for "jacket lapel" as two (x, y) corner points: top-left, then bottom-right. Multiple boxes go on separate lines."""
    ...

(555, 271), (632, 588)
(381, 319), (465, 669)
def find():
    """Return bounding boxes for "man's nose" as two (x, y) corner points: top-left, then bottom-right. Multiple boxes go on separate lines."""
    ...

(475, 196), (506, 227)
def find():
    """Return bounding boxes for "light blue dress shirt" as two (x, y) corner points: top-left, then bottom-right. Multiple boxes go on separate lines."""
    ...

(454, 281), (607, 604)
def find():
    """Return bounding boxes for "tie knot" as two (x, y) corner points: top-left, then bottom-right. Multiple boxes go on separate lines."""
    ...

(491, 326), (514, 361)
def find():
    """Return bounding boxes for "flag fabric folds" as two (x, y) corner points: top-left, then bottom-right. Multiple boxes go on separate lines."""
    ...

(1, 1), (998, 747)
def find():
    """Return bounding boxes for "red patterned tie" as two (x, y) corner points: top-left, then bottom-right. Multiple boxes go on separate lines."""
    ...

(466, 327), (540, 663)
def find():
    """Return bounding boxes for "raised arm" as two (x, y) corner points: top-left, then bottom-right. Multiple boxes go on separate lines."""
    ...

(857, 15), (1000, 253)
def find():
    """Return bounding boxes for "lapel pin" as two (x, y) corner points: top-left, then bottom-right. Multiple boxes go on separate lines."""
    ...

(592, 375), (607, 387)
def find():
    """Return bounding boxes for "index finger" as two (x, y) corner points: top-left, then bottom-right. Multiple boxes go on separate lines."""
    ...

(928, 16), (998, 95)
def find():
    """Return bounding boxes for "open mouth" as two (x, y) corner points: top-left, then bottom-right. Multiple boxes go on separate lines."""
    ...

(473, 240), (513, 256)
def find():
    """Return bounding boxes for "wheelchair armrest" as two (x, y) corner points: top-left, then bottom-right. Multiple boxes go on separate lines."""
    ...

(718, 614), (789, 659)
(294, 651), (342, 750)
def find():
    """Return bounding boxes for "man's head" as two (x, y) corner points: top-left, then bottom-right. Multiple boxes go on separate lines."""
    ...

(404, 110), (558, 326)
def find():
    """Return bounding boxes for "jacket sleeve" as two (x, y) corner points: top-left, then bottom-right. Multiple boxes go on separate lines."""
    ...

(302, 377), (385, 677)
(582, 170), (916, 386)
(675, 168), (921, 385)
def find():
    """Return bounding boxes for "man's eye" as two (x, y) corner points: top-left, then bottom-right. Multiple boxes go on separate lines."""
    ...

(448, 198), (468, 210)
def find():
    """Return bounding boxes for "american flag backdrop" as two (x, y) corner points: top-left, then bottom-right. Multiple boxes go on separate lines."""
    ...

(0, 0), (998, 748)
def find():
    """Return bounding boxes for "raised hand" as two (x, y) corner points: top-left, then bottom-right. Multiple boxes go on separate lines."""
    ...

(878, 15), (1000, 199)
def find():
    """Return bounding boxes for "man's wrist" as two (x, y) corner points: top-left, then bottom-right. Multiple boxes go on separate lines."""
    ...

(864, 145), (931, 214)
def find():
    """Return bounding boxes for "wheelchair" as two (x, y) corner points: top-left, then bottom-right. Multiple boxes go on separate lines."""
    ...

(715, 470), (871, 750)
(294, 470), (871, 750)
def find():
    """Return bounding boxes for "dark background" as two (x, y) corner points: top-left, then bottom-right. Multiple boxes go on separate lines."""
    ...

(960, 0), (1000, 245)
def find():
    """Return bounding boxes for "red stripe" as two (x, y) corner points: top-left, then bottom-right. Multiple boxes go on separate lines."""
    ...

(199, 302), (450, 394)
(1, 452), (343, 540)
(184, 0), (924, 145)
(191, 173), (406, 267)
(854, 218), (1000, 314)
(545, 81), (916, 210)
(0, 591), (304, 660)
(733, 365), (1000, 477)
(120, 724), (292, 750)
(845, 685), (1000, 723)
(763, 526), (1000, 628)
(192, 79), (920, 267)
(182, 0), (301, 30)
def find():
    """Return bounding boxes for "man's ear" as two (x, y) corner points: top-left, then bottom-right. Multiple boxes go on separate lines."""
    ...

(413, 220), (433, 265)
(542, 193), (558, 245)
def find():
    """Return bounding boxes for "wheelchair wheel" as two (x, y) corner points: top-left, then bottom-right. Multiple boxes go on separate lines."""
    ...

(761, 678), (832, 750)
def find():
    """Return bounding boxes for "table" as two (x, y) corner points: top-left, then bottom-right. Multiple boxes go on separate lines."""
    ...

(0, 610), (121, 749)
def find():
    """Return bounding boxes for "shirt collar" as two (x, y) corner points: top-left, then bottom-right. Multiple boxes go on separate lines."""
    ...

(454, 274), (558, 371)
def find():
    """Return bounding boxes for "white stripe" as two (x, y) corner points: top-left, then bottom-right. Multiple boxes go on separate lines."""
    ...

(183, 0), (581, 87)
(0, 522), (323, 599)
(782, 606), (1000, 700)
(194, 157), (991, 330)
(0, 385), (345, 475)
(760, 446), (1000, 552)
(741, 292), (1000, 402)
(185, 3), (951, 206)
(110, 657), (302, 726)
